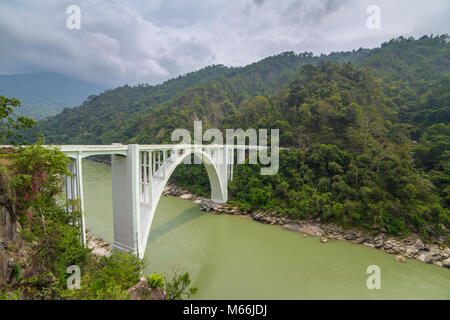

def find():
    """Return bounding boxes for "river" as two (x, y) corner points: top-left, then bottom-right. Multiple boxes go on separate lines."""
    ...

(82, 160), (450, 299)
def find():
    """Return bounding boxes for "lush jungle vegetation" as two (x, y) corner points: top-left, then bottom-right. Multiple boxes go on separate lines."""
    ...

(171, 58), (449, 239)
(33, 35), (449, 240)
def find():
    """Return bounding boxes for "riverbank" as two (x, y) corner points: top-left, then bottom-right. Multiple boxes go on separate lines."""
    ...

(163, 183), (450, 269)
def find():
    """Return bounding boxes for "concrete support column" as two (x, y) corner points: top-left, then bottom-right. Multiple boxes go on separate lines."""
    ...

(163, 150), (167, 178)
(208, 146), (228, 204)
(112, 145), (142, 257)
(76, 153), (87, 246)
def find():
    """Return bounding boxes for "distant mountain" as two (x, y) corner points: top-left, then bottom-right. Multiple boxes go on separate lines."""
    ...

(0, 72), (107, 120)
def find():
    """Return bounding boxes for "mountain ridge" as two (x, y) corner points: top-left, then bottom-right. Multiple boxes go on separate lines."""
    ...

(33, 34), (449, 146)
(0, 72), (107, 120)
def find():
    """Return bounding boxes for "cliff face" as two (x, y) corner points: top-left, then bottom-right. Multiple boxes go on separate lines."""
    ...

(0, 169), (22, 286)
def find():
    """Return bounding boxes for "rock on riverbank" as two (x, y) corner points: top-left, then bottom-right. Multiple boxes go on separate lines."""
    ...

(86, 231), (112, 257)
(163, 183), (450, 268)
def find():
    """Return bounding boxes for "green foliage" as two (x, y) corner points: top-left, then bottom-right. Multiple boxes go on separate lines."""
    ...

(64, 252), (144, 300)
(165, 271), (197, 300)
(413, 123), (450, 208)
(1, 144), (89, 299)
(0, 95), (36, 144)
(147, 273), (165, 289)
(0, 288), (22, 300)
(12, 263), (21, 281)
(6, 144), (90, 283)
(171, 57), (449, 238)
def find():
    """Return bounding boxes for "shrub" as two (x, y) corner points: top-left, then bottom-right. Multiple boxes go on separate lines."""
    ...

(12, 263), (21, 281)
(147, 273), (164, 289)
(64, 252), (145, 300)
(165, 271), (197, 300)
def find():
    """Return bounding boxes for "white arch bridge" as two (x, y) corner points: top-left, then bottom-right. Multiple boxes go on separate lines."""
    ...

(58, 144), (261, 258)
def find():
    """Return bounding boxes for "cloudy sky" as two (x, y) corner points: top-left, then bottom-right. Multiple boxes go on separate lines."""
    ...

(0, 0), (448, 87)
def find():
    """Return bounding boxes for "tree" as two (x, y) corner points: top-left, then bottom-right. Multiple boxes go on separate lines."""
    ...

(0, 96), (36, 144)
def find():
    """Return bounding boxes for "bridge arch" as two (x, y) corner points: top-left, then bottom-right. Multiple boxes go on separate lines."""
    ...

(138, 148), (227, 258)
(111, 145), (231, 258)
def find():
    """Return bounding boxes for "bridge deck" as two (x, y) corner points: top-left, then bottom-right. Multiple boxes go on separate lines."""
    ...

(56, 144), (262, 151)
(2, 144), (264, 158)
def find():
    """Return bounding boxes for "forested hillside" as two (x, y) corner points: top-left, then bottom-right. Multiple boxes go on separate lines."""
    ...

(172, 60), (448, 238)
(34, 35), (448, 144)
(33, 35), (450, 239)
(0, 72), (106, 120)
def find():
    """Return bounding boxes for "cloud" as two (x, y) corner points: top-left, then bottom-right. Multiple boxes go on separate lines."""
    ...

(0, 0), (448, 86)
(253, 0), (265, 7)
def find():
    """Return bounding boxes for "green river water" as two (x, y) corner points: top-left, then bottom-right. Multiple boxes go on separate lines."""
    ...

(82, 160), (450, 299)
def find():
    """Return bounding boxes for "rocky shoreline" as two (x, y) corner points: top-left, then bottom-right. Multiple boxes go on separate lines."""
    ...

(163, 183), (450, 269)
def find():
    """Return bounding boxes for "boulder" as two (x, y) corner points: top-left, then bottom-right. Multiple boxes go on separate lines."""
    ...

(413, 238), (425, 250)
(127, 279), (149, 300)
(416, 251), (427, 263)
(343, 232), (358, 241)
(356, 235), (371, 244)
(442, 258), (450, 269)
(405, 247), (419, 259)
(0, 170), (23, 286)
(372, 234), (385, 248)
(298, 224), (324, 236)
(0, 250), (13, 286)
(146, 288), (167, 300)
(424, 246), (445, 264)
(87, 234), (112, 257)
(383, 239), (396, 250)
(127, 279), (167, 300)
(0, 171), (20, 246)
(200, 199), (221, 212)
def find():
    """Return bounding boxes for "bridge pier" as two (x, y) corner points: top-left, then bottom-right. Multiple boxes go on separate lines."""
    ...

(111, 145), (141, 256)
(76, 153), (87, 246)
